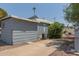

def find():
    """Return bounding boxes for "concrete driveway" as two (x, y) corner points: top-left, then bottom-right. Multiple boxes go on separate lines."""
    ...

(0, 39), (56, 56)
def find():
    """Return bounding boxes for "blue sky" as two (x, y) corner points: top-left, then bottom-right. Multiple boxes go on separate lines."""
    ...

(0, 3), (69, 25)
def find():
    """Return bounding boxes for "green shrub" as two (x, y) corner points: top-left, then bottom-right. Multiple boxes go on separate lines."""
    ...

(48, 22), (64, 39)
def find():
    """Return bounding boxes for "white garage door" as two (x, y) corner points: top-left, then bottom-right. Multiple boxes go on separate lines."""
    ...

(13, 31), (38, 44)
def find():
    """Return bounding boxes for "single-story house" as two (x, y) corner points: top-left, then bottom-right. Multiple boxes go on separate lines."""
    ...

(0, 15), (51, 44)
(62, 26), (75, 39)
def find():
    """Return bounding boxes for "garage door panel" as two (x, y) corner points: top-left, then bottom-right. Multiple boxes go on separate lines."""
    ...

(13, 37), (37, 42)
(13, 32), (37, 35)
(13, 35), (37, 39)
(13, 34), (37, 37)
(13, 31), (37, 33)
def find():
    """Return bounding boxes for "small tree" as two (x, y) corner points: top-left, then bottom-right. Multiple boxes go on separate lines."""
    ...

(0, 8), (8, 19)
(0, 8), (8, 27)
(48, 22), (64, 39)
(64, 3), (79, 24)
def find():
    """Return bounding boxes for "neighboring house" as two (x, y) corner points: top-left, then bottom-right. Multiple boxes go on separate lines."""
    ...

(74, 24), (79, 52)
(0, 15), (51, 44)
(62, 26), (75, 39)
(66, 24), (79, 52)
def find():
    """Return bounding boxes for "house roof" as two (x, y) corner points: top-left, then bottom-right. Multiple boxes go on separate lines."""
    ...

(0, 15), (52, 24)
(28, 15), (39, 19)
(29, 18), (52, 24)
(28, 15), (52, 24)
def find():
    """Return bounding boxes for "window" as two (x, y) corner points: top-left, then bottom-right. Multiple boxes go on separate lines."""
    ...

(2, 23), (4, 28)
(68, 32), (72, 35)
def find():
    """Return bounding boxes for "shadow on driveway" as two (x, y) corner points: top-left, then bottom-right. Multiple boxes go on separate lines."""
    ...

(47, 39), (76, 56)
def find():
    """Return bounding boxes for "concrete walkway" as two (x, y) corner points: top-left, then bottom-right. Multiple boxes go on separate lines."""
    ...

(0, 40), (56, 56)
